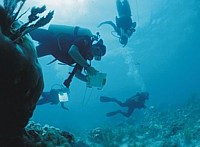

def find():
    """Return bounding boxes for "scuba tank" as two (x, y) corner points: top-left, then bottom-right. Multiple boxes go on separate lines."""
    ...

(48, 24), (93, 37)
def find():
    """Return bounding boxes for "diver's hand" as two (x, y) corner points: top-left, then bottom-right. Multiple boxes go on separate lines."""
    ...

(61, 102), (69, 111)
(61, 87), (70, 94)
(86, 66), (98, 75)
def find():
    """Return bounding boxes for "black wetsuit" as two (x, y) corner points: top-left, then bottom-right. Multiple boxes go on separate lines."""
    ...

(100, 92), (149, 117)
(98, 0), (135, 46)
(115, 0), (136, 45)
(37, 89), (59, 105)
(37, 89), (69, 110)
(116, 0), (133, 34)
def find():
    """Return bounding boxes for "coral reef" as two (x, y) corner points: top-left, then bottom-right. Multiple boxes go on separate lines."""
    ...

(81, 93), (200, 146)
(23, 121), (75, 146)
(0, 0), (53, 145)
(25, 93), (198, 146)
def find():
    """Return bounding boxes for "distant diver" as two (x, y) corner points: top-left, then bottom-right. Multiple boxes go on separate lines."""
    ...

(37, 85), (69, 110)
(98, 0), (136, 46)
(100, 92), (149, 117)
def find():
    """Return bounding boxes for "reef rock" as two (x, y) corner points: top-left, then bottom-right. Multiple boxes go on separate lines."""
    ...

(0, 0), (53, 145)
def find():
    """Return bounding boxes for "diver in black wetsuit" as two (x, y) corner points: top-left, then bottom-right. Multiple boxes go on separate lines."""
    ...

(100, 92), (149, 117)
(37, 88), (69, 110)
(98, 0), (136, 46)
(30, 25), (106, 85)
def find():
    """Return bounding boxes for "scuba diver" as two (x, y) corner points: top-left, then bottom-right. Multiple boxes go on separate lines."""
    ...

(100, 92), (149, 117)
(98, 0), (136, 46)
(37, 85), (70, 110)
(30, 24), (106, 87)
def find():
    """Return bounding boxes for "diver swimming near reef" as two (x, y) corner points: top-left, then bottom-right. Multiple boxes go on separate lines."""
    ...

(100, 92), (149, 117)
(30, 25), (107, 88)
(37, 85), (70, 110)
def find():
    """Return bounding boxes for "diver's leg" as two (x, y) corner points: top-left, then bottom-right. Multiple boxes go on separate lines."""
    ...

(29, 28), (54, 43)
(112, 99), (127, 107)
(36, 92), (51, 105)
(116, 0), (131, 17)
(116, 107), (134, 117)
(100, 96), (127, 107)
(123, 107), (134, 117)
(116, 0), (124, 17)
(106, 110), (121, 117)
(36, 44), (54, 57)
(123, 0), (132, 16)
(36, 97), (50, 105)
(107, 109), (133, 117)
(118, 111), (131, 117)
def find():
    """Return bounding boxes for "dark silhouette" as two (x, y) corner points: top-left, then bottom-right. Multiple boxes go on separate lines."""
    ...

(100, 92), (149, 117)
(0, 0), (52, 145)
(37, 89), (59, 105)
(98, 0), (136, 46)
(30, 25), (106, 87)
(37, 88), (69, 110)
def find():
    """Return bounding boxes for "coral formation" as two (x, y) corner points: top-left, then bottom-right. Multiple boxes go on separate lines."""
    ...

(24, 121), (75, 146)
(79, 93), (200, 146)
(0, 0), (53, 145)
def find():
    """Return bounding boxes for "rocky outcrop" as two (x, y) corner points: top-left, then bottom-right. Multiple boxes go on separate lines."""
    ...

(0, 1), (53, 145)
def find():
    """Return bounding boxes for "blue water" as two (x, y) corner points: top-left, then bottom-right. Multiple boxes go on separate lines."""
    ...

(12, 0), (199, 134)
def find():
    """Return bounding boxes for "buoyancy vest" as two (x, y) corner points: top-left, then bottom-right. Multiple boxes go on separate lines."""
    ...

(47, 25), (92, 65)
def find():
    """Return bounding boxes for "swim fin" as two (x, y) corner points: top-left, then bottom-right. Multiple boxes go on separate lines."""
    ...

(98, 21), (118, 33)
(100, 96), (115, 102)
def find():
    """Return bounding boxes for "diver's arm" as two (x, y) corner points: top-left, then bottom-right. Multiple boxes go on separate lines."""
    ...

(75, 69), (88, 82)
(60, 102), (69, 111)
(68, 45), (97, 75)
(120, 28), (129, 38)
(68, 45), (90, 68)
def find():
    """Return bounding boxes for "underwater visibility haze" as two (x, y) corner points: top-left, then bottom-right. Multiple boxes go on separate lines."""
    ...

(1, 0), (200, 146)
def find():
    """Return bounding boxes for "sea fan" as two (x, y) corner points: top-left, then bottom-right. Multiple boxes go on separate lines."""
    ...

(3, 0), (26, 20)
(2, 0), (54, 42)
